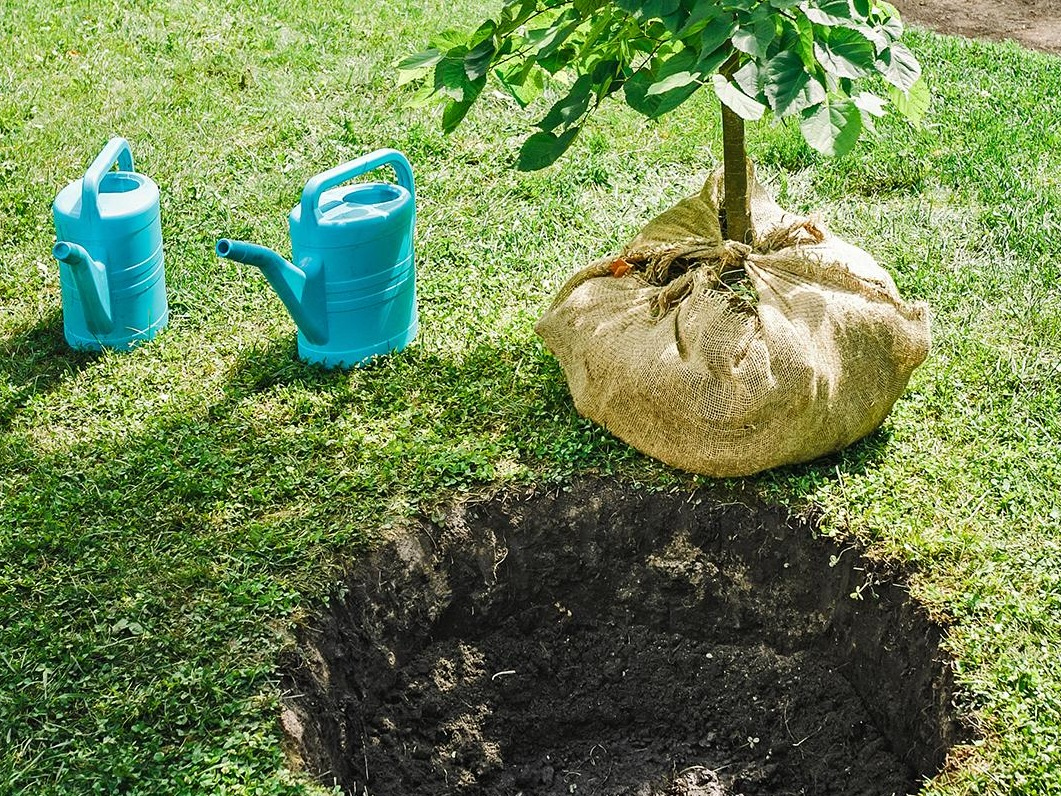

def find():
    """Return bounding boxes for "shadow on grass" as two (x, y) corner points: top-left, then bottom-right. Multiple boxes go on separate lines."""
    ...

(0, 309), (100, 430)
(0, 326), (915, 793)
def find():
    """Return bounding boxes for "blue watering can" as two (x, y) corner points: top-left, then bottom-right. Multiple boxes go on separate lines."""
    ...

(52, 137), (168, 351)
(217, 149), (417, 369)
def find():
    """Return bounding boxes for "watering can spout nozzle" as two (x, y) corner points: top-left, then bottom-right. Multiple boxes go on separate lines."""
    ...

(216, 238), (328, 346)
(53, 240), (114, 334)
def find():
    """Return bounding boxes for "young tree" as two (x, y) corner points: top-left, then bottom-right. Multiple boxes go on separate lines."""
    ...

(400, 0), (928, 243)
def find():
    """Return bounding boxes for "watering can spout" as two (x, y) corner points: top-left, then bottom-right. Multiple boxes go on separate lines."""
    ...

(52, 241), (114, 335)
(216, 239), (328, 346)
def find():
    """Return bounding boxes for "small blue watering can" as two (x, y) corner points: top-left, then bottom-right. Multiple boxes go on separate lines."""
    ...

(52, 137), (168, 351)
(217, 149), (417, 369)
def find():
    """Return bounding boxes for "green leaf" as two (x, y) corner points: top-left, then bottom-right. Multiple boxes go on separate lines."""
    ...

(574, 0), (607, 14)
(785, 12), (816, 68)
(853, 90), (886, 117)
(813, 26), (876, 79)
(442, 98), (474, 132)
(430, 29), (468, 50)
(434, 49), (471, 100)
(405, 81), (438, 108)
(712, 74), (766, 121)
(873, 2), (905, 40)
(532, 16), (581, 58)
(675, 2), (720, 38)
(397, 48), (442, 72)
(888, 76), (930, 126)
(700, 16), (736, 57)
(499, 0), (539, 29)
(464, 37), (497, 82)
(396, 48), (442, 87)
(764, 50), (826, 116)
(851, 21), (889, 53)
(625, 64), (701, 117)
(497, 63), (545, 108)
(733, 61), (765, 100)
(804, 0), (856, 26)
(639, 0), (681, 19)
(538, 74), (593, 131)
(732, 17), (775, 60)
(799, 98), (863, 156)
(877, 41), (921, 91)
(517, 127), (581, 171)
(441, 76), (486, 132)
(647, 70), (701, 96)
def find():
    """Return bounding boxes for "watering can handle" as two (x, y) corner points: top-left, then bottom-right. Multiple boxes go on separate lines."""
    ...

(300, 148), (415, 225)
(82, 137), (135, 221)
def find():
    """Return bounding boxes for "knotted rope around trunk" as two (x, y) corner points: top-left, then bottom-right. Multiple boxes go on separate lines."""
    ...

(613, 217), (826, 317)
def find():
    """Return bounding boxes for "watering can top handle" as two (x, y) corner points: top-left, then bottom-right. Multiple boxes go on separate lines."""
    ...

(300, 148), (415, 224)
(81, 137), (135, 219)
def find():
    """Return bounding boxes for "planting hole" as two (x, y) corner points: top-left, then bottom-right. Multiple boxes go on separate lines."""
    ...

(280, 480), (961, 795)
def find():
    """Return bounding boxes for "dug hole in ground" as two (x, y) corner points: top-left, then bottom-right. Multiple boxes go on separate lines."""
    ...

(278, 480), (966, 796)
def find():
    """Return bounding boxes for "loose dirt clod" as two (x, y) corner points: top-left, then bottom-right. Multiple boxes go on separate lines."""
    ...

(279, 480), (964, 795)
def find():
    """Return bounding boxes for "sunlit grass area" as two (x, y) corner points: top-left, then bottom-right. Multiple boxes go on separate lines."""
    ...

(2, 0), (1060, 793)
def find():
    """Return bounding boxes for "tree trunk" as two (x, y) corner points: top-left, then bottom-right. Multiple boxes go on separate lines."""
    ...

(720, 102), (752, 244)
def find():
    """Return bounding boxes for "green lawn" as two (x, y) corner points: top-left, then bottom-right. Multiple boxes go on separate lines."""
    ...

(2, 0), (1060, 793)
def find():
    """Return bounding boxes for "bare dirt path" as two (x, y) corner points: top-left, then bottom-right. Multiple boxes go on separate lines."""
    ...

(893, 0), (1061, 55)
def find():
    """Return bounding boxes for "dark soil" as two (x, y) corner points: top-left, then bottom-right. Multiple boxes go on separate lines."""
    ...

(894, 0), (1061, 55)
(279, 481), (963, 796)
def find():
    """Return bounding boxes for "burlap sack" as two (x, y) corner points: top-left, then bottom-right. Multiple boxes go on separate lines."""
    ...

(535, 169), (931, 477)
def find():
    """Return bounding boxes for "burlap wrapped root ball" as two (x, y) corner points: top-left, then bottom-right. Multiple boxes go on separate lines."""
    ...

(535, 169), (931, 477)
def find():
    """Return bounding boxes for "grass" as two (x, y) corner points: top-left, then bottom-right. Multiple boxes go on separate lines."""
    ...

(1, 0), (1060, 793)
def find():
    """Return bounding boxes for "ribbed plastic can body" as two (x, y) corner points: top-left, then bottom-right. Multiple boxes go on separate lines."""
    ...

(290, 178), (416, 368)
(52, 169), (168, 351)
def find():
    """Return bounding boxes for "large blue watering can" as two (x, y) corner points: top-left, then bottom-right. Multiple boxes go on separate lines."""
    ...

(52, 137), (168, 351)
(217, 149), (417, 369)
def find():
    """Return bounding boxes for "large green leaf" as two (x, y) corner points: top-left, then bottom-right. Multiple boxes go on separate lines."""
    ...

(878, 41), (921, 91)
(888, 76), (930, 126)
(640, 0), (681, 19)
(732, 17), (776, 59)
(804, 0), (856, 26)
(625, 47), (706, 117)
(464, 37), (497, 81)
(874, 1), (905, 39)
(538, 74), (594, 131)
(442, 76), (486, 132)
(712, 74), (766, 121)
(799, 98), (863, 155)
(434, 48), (472, 101)
(429, 29), (468, 50)
(496, 60), (545, 107)
(517, 127), (581, 170)
(790, 12), (817, 67)
(734, 61), (765, 100)
(647, 69), (700, 96)
(397, 48), (443, 72)
(396, 49), (442, 87)
(699, 16), (737, 56)
(764, 50), (826, 116)
(442, 97), (474, 133)
(574, 0), (608, 14)
(675, 2), (720, 38)
(813, 26), (876, 79)
(499, 0), (539, 28)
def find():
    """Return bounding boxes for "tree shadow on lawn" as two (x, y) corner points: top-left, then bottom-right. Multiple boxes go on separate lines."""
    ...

(1, 329), (914, 792)
(0, 308), (100, 430)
